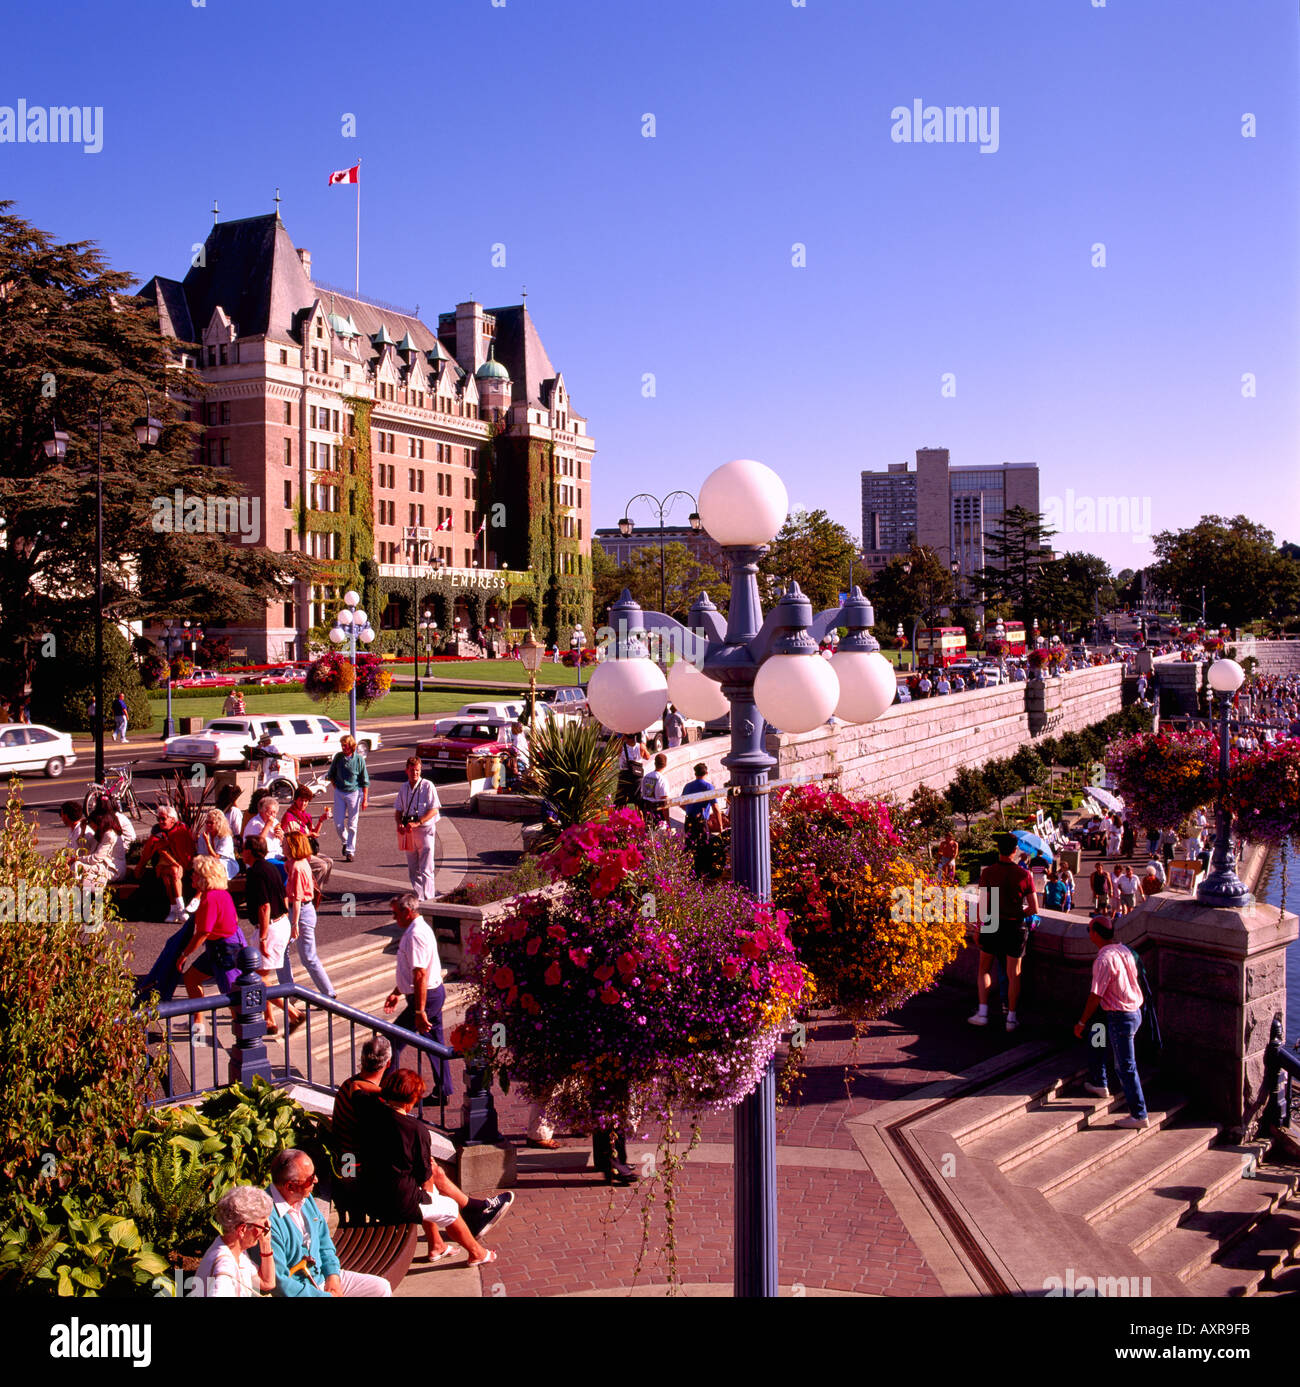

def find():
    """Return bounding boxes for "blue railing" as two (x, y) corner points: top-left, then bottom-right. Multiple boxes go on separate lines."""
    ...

(150, 956), (465, 1133)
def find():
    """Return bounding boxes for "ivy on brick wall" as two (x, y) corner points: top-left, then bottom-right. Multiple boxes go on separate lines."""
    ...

(300, 396), (375, 605)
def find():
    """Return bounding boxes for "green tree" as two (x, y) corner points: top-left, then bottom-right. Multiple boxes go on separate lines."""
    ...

(30, 623), (150, 733)
(946, 765), (990, 833)
(591, 540), (625, 624)
(983, 757), (1022, 827)
(0, 204), (310, 710)
(974, 505), (1056, 629)
(759, 508), (857, 614)
(1149, 515), (1300, 630)
(867, 545), (957, 646)
(1009, 745), (1049, 798)
(904, 783), (954, 845)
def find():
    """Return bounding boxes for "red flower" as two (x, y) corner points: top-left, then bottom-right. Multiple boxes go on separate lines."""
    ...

(568, 948), (591, 969)
(506, 986), (518, 1006)
(600, 985), (621, 1005)
(721, 959), (741, 980)
(449, 1023), (479, 1053)
(616, 951), (638, 977)
(544, 961), (562, 986)
(525, 936), (542, 955)
(491, 965), (515, 990)
(520, 993), (541, 1015)
(594, 963), (615, 982)
(547, 924), (568, 941)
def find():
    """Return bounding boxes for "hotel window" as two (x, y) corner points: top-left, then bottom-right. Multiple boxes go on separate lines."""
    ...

(309, 442), (316, 467)
(464, 548), (471, 567)
(464, 476), (471, 499)
(417, 440), (425, 459)
(309, 406), (317, 428)
(316, 323), (323, 339)
(346, 413), (356, 436)
(343, 365), (351, 379)
(285, 529), (293, 551)
(409, 505), (416, 525)
(284, 480), (293, 507)
(417, 505), (425, 526)
(219, 345), (227, 365)
(208, 439), (221, 466)
(333, 410), (340, 432)
(418, 471), (425, 492)
(279, 349), (289, 366)
(283, 438), (292, 465)
(284, 601), (294, 626)
(334, 444), (343, 469)
(464, 510), (472, 531)
(577, 519), (583, 540)
(283, 401), (292, 424)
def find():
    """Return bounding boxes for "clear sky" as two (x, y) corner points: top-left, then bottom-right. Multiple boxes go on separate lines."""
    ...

(4, 0), (1296, 573)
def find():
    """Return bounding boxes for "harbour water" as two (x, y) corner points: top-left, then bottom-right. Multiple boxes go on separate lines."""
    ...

(1253, 847), (1298, 1044)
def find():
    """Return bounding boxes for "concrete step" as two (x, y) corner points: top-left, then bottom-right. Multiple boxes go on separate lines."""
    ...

(962, 1093), (1111, 1172)
(912, 1053), (1089, 1148)
(1089, 1147), (1254, 1252)
(1140, 1181), (1298, 1285)
(1006, 1100), (1187, 1200)
(1050, 1123), (1222, 1226)
(1181, 1205), (1300, 1297)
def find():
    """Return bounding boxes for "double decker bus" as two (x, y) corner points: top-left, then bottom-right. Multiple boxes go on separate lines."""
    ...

(1002, 621), (1027, 656)
(917, 626), (968, 668)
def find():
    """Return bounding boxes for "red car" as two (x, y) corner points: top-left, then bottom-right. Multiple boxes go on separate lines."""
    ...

(173, 667), (238, 689)
(415, 719), (513, 774)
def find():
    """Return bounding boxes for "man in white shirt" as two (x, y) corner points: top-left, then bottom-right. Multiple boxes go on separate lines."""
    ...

(501, 721), (530, 786)
(639, 752), (671, 829)
(394, 757), (440, 901)
(243, 794), (285, 859)
(935, 674), (951, 695)
(384, 892), (452, 1097)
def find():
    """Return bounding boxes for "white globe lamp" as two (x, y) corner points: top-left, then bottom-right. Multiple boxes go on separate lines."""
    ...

(343, 590), (360, 607)
(667, 657), (729, 722)
(1208, 658), (1244, 695)
(697, 459), (788, 546)
(831, 648), (897, 723)
(754, 653), (839, 733)
(586, 657), (668, 735)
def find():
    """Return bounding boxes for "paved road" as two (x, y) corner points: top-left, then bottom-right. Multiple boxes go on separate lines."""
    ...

(18, 720), (527, 972)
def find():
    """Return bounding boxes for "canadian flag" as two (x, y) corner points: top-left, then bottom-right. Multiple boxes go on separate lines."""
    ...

(327, 164), (360, 186)
(477, 516), (487, 534)
(436, 515), (453, 531)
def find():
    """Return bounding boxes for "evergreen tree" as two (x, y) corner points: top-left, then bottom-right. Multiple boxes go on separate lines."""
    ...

(974, 505), (1056, 629)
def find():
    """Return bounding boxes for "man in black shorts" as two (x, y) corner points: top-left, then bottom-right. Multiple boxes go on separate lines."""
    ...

(970, 832), (1038, 1032)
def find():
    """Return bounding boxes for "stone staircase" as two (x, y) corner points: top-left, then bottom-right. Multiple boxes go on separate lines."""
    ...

(901, 1051), (1300, 1297)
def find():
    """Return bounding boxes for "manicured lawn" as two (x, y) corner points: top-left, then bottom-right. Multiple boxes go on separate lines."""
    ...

(412, 659), (585, 686)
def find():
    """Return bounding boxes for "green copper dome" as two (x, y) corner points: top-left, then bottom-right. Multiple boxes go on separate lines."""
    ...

(475, 343), (510, 381)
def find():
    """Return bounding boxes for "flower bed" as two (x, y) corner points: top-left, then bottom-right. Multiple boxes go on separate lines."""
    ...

(1230, 741), (1300, 846)
(1104, 728), (1220, 831)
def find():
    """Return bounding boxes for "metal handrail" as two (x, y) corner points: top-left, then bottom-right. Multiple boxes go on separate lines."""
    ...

(152, 979), (458, 1130)
(1263, 1016), (1300, 1133)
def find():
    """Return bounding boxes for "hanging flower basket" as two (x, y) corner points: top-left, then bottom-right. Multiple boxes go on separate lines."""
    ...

(560, 647), (598, 669)
(768, 785), (966, 1023)
(467, 809), (806, 1133)
(354, 653), (392, 706)
(1103, 729), (1220, 831)
(304, 653), (355, 702)
(1230, 742), (1300, 846)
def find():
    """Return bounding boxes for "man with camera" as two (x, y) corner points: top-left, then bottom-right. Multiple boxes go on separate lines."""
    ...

(394, 756), (440, 902)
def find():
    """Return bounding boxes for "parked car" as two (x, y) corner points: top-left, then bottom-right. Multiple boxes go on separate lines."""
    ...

(416, 719), (514, 774)
(163, 714), (381, 765)
(544, 686), (590, 719)
(427, 699), (563, 738)
(172, 668), (238, 689)
(0, 723), (75, 778)
(256, 666), (308, 686)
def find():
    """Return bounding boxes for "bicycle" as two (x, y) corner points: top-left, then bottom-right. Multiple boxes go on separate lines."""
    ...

(84, 758), (144, 823)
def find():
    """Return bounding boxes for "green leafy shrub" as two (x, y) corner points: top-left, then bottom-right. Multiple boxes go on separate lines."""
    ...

(30, 623), (151, 731)
(0, 1196), (168, 1297)
(522, 717), (620, 848)
(439, 855), (551, 906)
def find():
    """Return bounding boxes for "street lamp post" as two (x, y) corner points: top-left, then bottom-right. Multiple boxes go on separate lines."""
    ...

(328, 590), (375, 738)
(587, 459), (898, 1296)
(571, 623), (587, 693)
(617, 491), (702, 620)
(161, 619), (178, 740)
(519, 628), (545, 737)
(1197, 658), (1251, 908)
(419, 612), (436, 678)
(45, 383), (162, 782)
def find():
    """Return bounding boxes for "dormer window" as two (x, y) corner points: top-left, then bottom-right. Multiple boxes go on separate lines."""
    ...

(316, 323), (323, 339)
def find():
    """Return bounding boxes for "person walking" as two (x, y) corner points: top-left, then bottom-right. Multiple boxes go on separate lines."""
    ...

(284, 831), (335, 998)
(615, 733), (649, 807)
(394, 757), (440, 902)
(111, 691), (130, 744)
(1076, 916), (1150, 1128)
(1089, 861), (1115, 915)
(384, 892), (452, 1098)
(327, 734), (369, 862)
(664, 705), (686, 749)
(222, 689), (243, 716)
(639, 752), (671, 830)
(1114, 864), (1139, 916)
(969, 833), (1038, 1031)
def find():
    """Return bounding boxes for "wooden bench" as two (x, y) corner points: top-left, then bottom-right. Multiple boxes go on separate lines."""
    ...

(333, 1213), (419, 1289)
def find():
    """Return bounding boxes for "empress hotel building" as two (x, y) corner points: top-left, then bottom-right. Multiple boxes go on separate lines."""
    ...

(140, 212), (595, 661)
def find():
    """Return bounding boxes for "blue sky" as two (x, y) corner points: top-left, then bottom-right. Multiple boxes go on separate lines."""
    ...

(4, 0), (1296, 572)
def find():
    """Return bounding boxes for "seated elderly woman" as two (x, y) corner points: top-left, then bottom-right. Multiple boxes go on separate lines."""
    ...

(354, 1068), (508, 1267)
(192, 1185), (278, 1297)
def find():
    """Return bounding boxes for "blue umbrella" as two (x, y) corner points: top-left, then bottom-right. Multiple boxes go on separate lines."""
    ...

(1011, 830), (1054, 863)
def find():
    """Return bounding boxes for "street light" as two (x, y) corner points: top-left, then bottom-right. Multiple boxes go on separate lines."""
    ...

(587, 457), (896, 1297)
(46, 384), (162, 782)
(1198, 658), (1251, 908)
(328, 589), (375, 737)
(419, 611), (437, 678)
(617, 490), (701, 621)
(519, 627), (545, 737)
(160, 619), (179, 739)
(571, 623), (588, 693)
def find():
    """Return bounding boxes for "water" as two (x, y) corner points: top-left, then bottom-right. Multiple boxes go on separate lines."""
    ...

(1254, 846), (1298, 1044)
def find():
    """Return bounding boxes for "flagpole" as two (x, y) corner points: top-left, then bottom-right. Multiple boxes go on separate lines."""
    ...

(355, 159), (361, 295)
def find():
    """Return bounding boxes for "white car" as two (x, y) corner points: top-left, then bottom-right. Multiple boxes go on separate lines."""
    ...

(163, 714), (381, 765)
(0, 723), (76, 778)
